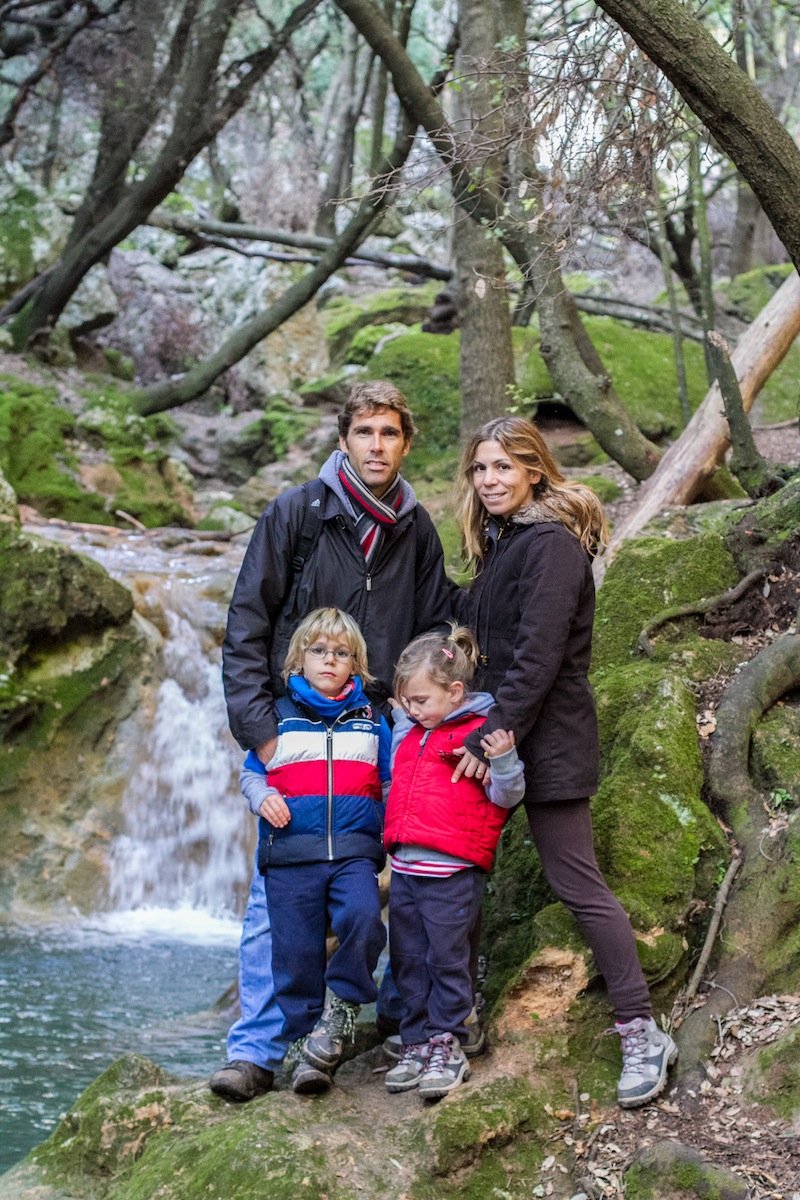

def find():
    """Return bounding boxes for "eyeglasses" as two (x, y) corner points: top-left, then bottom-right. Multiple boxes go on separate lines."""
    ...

(305, 644), (354, 662)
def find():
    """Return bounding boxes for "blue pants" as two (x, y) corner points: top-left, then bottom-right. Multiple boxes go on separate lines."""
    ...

(389, 868), (485, 1045)
(266, 857), (387, 1046)
(225, 850), (288, 1072)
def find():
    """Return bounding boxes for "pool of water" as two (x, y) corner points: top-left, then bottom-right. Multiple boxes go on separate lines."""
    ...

(0, 912), (240, 1173)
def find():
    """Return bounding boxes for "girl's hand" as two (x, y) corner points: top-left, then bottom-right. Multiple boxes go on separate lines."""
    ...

(450, 746), (489, 784)
(259, 790), (291, 827)
(481, 729), (515, 758)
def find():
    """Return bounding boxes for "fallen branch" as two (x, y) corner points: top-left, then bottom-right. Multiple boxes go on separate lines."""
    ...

(636, 567), (767, 656)
(684, 851), (742, 1001)
(593, 270), (800, 586)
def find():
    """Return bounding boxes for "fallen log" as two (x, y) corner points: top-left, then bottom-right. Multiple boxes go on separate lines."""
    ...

(594, 270), (800, 586)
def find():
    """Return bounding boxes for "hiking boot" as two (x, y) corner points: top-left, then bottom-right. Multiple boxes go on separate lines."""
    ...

(384, 1008), (485, 1061)
(291, 1058), (332, 1095)
(614, 1017), (678, 1108)
(385, 1042), (430, 1093)
(418, 1034), (471, 1100)
(303, 995), (360, 1070)
(208, 1060), (274, 1102)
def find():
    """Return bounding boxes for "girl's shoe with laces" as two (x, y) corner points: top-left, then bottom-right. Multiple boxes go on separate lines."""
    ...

(385, 1042), (430, 1092)
(614, 1017), (678, 1108)
(418, 1033), (470, 1100)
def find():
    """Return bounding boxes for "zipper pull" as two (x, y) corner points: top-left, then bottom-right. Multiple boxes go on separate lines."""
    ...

(366, 573), (372, 592)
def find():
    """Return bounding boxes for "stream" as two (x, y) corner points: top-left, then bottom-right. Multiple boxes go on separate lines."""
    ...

(1, 525), (253, 1171)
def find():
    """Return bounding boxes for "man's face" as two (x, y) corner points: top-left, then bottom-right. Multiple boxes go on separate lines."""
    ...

(340, 407), (410, 497)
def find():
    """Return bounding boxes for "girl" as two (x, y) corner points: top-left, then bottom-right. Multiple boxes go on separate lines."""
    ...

(451, 416), (678, 1108)
(240, 607), (390, 1095)
(383, 625), (525, 1100)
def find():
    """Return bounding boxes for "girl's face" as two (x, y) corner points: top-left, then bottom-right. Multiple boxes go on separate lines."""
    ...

(303, 637), (354, 697)
(471, 439), (541, 517)
(399, 671), (465, 729)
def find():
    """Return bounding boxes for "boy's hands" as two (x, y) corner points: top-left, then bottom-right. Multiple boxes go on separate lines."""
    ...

(259, 789), (291, 827)
(481, 729), (515, 758)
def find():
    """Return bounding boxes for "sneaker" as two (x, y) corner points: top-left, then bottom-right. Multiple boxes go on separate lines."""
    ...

(291, 1058), (332, 1095)
(303, 994), (361, 1070)
(418, 1034), (471, 1100)
(385, 1042), (430, 1093)
(383, 1008), (485, 1061)
(614, 1017), (678, 1108)
(208, 1060), (274, 1102)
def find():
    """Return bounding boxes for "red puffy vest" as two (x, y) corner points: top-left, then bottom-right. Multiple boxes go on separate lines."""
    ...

(384, 713), (510, 872)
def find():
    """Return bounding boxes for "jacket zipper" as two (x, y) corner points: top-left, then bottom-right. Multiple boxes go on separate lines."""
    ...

(326, 724), (334, 859)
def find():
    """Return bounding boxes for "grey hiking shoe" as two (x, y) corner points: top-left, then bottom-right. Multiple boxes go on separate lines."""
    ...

(614, 1017), (678, 1108)
(384, 1007), (485, 1062)
(290, 1057), (332, 1095)
(418, 1034), (471, 1100)
(304, 994), (360, 1070)
(385, 1042), (430, 1093)
(208, 1060), (274, 1102)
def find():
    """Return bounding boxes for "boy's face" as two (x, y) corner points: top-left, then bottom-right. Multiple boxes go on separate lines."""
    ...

(303, 637), (354, 697)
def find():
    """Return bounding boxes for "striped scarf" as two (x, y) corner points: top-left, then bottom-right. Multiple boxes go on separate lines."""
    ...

(339, 457), (403, 566)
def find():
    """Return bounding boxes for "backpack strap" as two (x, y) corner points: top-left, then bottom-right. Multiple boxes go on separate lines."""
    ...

(284, 478), (326, 620)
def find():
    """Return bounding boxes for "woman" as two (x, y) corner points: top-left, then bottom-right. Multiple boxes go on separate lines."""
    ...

(452, 416), (676, 1109)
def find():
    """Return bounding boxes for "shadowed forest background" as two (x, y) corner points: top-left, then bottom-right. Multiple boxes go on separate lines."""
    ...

(1, 1), (800, 1197)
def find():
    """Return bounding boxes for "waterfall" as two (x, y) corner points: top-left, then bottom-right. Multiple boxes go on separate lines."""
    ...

(107, 608), (251, 917)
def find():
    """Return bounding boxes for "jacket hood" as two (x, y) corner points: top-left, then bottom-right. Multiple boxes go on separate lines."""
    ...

(319, 450), (418, 521)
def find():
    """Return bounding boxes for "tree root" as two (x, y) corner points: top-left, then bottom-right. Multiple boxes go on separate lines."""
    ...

(684, 852), (741, 1002)
(636, 568), (767, 656)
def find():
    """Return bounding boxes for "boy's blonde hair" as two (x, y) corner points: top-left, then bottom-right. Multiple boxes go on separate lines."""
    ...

(283, 607), (374, 685)
(394, 623), (479, 698)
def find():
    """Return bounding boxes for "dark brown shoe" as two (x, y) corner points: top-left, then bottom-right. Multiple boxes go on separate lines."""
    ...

(209, 1060), (274, 1102)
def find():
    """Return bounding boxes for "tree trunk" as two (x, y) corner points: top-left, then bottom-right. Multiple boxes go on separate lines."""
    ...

(594, 270), (800, 584)
(453, 0), (515, 437)
(595, 0), (800, 271)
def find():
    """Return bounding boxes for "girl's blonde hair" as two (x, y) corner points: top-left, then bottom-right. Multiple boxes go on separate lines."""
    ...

(394, 623), (478, 698)
(283, 607), (373, 685)
(456, 416), (609, 563)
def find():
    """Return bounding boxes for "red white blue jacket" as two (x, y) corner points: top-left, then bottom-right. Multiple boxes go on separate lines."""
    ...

(241, 674), (391, 871)
(384, 693), (525, 872)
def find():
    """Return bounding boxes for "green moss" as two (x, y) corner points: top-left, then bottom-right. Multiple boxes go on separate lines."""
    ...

(366, 331), (461, 474)
(750, 1027), (800, 1121)
(519, 315), (710, 439)
(723, 263), (794, 322)
(750, 707), (800, 799)
(112, 458), (192, 528)
(593, 664), (727, 928)
(77, 386), (177, 457)
(102, 349), (136, 381)
(592, 533), (740, 671)
(323, 283), (440, 364)
(0, 184), (46, 301)
(425, 1076), (547, 1176)
(574, 473), (622, 503)
(346, 322), (408, 364)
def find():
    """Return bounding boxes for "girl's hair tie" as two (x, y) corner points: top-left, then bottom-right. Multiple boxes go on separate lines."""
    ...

(441, 646), (454, 659)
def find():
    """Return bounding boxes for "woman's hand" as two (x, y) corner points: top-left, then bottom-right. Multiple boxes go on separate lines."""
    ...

(450, 746), (489, 784)
(481, 729), (515, 758)
(259, 789), (291, 827)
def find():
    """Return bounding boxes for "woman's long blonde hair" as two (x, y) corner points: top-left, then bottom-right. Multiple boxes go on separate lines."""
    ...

(456, 417), (609, 563)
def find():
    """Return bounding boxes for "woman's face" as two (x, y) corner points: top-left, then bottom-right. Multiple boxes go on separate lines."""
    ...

(471, 440), (541, 517)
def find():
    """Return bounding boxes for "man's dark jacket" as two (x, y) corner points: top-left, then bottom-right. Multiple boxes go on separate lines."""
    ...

(223, 451), (452, 751)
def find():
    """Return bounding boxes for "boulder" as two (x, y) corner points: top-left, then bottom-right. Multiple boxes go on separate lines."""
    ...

(58, 263), (119, 340)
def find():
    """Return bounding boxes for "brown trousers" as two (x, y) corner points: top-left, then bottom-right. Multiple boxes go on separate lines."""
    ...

(525, 798), (651, 1024)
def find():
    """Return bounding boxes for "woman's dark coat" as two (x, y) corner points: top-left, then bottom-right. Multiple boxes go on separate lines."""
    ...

(461, 516), (599, 802)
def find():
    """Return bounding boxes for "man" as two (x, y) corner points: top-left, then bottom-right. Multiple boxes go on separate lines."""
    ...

(211, 380), (453, 1101)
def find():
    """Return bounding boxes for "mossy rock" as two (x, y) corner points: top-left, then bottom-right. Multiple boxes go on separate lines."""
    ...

(103, 348), (137, 381)
(750, 706), (800, 801)
(0, 183), (47, 301)
(574, 473), (622, 504)
(592, 533), (740, 671)
(518, 316), (709, 440)
(0, 461), (18, 523)
(365, 330), (461, 474)
(297, 366), (362, 405)
(197, 502), (255, 534)
(640, 499), (753, 542)
(625, 1139), (750, 1200)
(345, 322), (408, 364)
(592, 664), (727, 929)
(743, 1025), (800, 1122)
(0, 525), (133, 667)
(322, 283), (440, 365)
(423, 1075), (548, 1177)
(722, 263), (794, 323)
